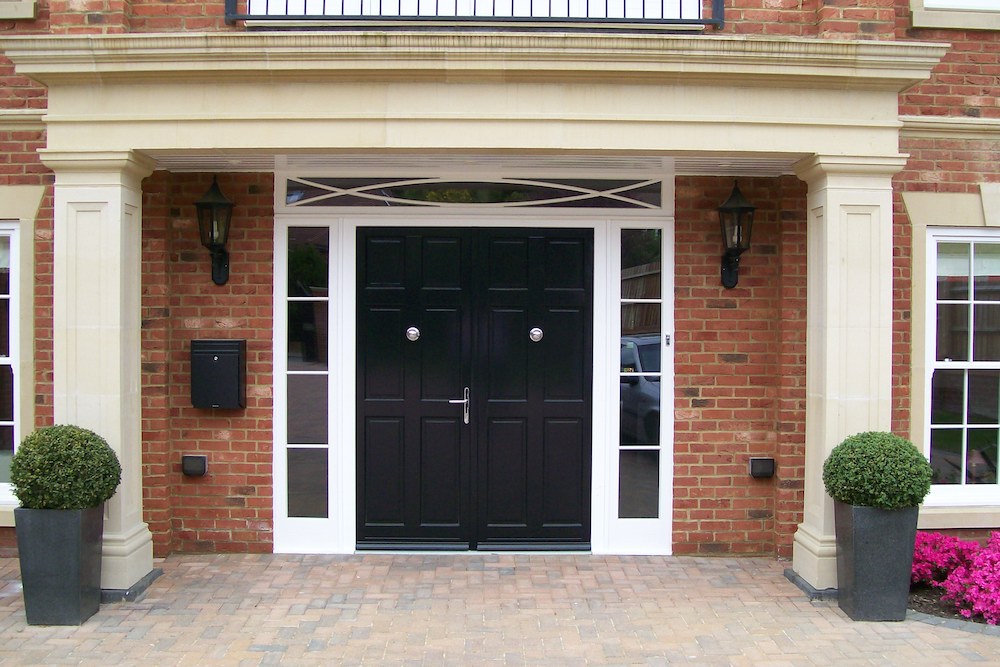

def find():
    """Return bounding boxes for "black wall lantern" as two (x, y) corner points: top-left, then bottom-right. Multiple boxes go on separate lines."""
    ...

(718, 181), (756, 289)
(195, 176), (234, 286)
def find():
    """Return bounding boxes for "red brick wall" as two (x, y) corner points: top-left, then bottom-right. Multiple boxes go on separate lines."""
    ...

(140, 171), (274, 555)
(900, 32), (1000, 121)
(672, 176), (807, 557)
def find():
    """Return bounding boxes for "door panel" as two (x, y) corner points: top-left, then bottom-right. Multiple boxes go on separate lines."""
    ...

(485, 418), (528, 525)
(543, 418), (584, 523)
(363, 308), (404, 398)
(543, 309), (586, 400)
(487, 308), (528, 399)
(363, 417), (404, 526)
(357, 227), (592, 549)
(420, 417), (463, 525)
(420, 308), (464, 399)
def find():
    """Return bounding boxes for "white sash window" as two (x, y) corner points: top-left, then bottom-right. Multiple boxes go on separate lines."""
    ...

(926, 230), (1000, 504)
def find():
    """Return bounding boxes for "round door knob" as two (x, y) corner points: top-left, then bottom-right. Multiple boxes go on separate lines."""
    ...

(405, 327), (420, 342)
(529, 327), (543, 343)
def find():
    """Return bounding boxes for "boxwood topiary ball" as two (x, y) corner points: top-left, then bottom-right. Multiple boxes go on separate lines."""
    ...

(10, 425), (122, 510)
(822, 431), (933, 510)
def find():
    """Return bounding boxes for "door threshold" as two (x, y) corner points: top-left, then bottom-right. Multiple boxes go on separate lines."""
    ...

(355, 550), (594, 556)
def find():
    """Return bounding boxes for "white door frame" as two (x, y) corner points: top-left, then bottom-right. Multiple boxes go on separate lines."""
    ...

(273, 175), (675, 555)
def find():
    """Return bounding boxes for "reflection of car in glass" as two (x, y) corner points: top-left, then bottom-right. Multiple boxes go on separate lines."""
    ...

(621, 335), (661, 445)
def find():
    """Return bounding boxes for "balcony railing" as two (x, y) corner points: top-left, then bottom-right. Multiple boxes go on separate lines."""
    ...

(224, 0), (723, 28)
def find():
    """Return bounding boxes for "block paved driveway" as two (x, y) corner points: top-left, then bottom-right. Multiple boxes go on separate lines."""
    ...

(1, 553), (1000, 666)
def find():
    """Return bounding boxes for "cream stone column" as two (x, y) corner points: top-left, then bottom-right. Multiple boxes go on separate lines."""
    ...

(41, 150), (156, 594)
(791, 155), (908, 591)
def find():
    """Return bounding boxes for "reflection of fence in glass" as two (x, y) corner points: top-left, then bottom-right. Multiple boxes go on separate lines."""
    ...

(246, 0), (700, 19)
(622, 261), (659, 336)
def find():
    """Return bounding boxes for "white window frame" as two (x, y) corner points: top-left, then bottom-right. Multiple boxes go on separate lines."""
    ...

(924, 227), (1000, 506)
(924, 0), (998, 10)
(911, 0), (1000, 30)
(608, 221), (675, 554)
(0, 222), (20, 506)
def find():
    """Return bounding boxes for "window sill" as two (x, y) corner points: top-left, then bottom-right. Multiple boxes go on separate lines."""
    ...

(919, 505), (1000, 530)
(0, 502), (14, 528)
(911, 1), (1000, 30)
(0, 0), (35, 20)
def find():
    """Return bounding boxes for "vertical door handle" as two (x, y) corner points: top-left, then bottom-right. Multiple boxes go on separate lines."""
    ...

(448, 386), (470, 425)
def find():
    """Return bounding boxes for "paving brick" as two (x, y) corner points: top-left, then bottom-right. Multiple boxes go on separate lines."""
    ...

(3, 554), (1000, 665)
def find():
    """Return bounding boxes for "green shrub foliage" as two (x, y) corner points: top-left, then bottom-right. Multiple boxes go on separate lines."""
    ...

(10, 425), (122, 510)
(822, 431), (933, 509)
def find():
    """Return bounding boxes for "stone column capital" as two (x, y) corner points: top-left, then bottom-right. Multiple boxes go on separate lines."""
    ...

(793, 154), (909, 186)
(39, 150), (156, 188)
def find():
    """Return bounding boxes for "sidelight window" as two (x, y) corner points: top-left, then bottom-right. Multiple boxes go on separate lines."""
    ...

(618, 228), (663, 518)
(285, 227), (331, 518)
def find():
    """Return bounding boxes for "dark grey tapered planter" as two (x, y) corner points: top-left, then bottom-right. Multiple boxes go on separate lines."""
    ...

(834, 501), (919, 622)
(14, 505), (104, 625)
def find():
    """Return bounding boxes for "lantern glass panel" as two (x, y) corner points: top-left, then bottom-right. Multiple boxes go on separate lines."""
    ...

(198, 205), (232, 248)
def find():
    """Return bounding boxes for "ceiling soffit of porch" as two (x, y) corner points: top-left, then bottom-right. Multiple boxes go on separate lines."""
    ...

(149, 152), (802, 178)
(0, 32), (948, 160)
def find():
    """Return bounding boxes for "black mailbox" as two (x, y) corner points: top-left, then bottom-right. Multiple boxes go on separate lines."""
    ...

(191, 339), (246, 409)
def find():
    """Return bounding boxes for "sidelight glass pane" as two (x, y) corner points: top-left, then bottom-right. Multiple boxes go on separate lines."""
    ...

(937, 304), (969, 361)
(968, 370), (1000, 424)
(288, 227), (329, 296)
(967, 429), (998, 485)
(931, 369), (964, 424)
(287, 302), (328, 371)
(975, 244), (1000, 302)
(287, 375), (328, 444)
(930, 428), (963, 485)
(621, 229), (661, 299)
(622, 303), (660, 338)
(287, 448), (329, 518)
(619, 450), (659, 518)
(620, 378), (660, 446)
(938, 242), (970, 301)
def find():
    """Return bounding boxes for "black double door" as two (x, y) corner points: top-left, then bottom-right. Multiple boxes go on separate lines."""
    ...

(357, 227), (593, 549)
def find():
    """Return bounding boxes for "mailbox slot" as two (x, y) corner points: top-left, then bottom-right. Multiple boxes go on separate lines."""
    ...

(191, 339), (246, 409)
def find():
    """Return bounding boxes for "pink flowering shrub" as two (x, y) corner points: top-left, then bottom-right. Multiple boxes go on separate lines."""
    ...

(911, 531), (980, 586)
(940, 532), (1000, 625)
